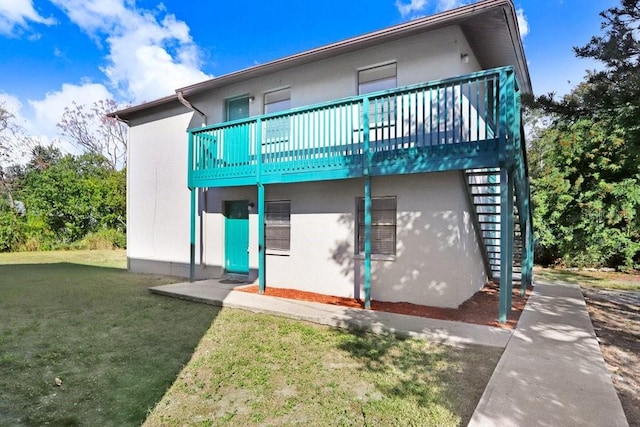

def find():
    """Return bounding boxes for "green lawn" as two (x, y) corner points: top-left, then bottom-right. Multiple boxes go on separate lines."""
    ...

(143, 310), (501, 427)
(1, 250), (502, 426)
(0, 250), (218, 426)
(534, 266), (640, 291)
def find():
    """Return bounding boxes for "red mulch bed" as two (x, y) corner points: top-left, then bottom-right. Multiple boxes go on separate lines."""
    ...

(237, 282), (531, 329)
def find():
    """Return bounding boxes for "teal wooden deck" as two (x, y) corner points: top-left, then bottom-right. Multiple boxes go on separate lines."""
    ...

(186, 66), (533, 323)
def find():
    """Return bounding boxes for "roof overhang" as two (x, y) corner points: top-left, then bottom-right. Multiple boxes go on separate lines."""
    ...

(109, 0), (530, 121)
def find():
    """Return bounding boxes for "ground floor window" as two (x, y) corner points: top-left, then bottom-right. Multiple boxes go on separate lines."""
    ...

(265, 200), (291, 251)
(356, 196), (397, 256)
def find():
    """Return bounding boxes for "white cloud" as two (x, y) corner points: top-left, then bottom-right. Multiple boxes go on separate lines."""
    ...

(395, 0), (471, 20)
(435, 0), (467, 12)
(28, 82), (113, 147)
(0, 0), (56, 36)
(50, 0), (211, 103)
(516, 8), (529, 38)
(395, 0), (428, 18)
(0, 92), (24, 119)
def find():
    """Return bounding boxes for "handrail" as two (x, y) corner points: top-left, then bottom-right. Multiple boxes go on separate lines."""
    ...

(188, 66), (511, 134)
(187, 66), (526, 193)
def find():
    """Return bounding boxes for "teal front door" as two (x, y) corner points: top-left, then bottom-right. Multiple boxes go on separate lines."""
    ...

(224, 200), (249, 274)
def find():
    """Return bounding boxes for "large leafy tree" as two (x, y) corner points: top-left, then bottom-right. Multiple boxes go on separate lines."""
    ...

(530, 0), (640, 269)
(18, 151), (126, 245)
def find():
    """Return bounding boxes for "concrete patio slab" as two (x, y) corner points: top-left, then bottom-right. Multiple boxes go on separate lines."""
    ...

(149, 280), (513, 348)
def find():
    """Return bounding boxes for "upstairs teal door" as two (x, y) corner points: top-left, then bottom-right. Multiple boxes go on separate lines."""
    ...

(224, 96), (251, 165)
(224, 200), (249, 274)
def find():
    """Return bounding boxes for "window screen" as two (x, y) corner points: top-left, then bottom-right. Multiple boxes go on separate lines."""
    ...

(356, 196), (397, 256)
(264, 88), (291, 114)
(265, 200), (291, 251)
(358, 63), (397, 95)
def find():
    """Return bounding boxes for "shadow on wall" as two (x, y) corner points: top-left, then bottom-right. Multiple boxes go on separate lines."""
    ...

(331, 206), (485, 308)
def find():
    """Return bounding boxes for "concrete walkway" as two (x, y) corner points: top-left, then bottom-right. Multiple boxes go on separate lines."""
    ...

(150, 280), (513, 348)
(469, 282), (628, 427)
(150, 279), (628, 426)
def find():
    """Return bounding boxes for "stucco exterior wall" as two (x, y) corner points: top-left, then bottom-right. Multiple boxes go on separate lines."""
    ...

(126, 23), (488, 304)
(197, 172), (486, 308)
(127, 112), (195, 275)
(186, 25), (480, 129)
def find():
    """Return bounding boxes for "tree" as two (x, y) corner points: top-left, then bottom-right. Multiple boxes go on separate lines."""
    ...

(528, 0), (640, 269)
(57, 99), (128, 170)
(18, 151), (126, 246)
(0, 102), (35, 211)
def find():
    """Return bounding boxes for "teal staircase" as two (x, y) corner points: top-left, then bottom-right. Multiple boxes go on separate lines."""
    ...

(465, 168), (523, 282)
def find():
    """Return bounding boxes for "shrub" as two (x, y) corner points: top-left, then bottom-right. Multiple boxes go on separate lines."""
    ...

(76, 229), (126, 250)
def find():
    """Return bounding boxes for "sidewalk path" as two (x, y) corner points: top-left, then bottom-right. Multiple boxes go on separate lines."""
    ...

(150, 280), (512, 348)
(469, 282), (628, 426)
(150, 280), (628, 426)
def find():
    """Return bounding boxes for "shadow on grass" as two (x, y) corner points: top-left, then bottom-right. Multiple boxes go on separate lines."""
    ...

(0, 262), (221, 427)
(336, 325), (502, 425)
(582, 288), (640, 425)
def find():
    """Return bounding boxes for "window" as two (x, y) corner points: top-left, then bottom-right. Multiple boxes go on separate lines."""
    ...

(264, 88), (291, 114)
(356, 196), (396, 256)
(264, 89), (291, 144)
(227, 96), (250, 121)
(265, 200), (291, 251)
(358, 63), (397, 95)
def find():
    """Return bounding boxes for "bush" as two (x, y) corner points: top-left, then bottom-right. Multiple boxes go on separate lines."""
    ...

(76, 229), (126, 250)
(0, 211), (25, 252)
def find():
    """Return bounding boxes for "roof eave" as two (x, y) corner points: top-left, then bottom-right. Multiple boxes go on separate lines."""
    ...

(177, 0), (518, 97)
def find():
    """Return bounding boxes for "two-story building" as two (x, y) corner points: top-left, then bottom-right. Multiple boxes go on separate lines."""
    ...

(110, 0), (533, 322)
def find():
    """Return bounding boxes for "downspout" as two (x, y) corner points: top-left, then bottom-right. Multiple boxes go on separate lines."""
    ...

(178, 91), (208, 279)
(177, 91), (207, 127)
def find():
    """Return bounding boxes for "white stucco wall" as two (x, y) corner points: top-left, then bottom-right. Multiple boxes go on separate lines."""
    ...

(127, 112), (195, 275)
(197, 172), (486, 308)
(126, 22), (488, 301)
(186, 25), (480, 129)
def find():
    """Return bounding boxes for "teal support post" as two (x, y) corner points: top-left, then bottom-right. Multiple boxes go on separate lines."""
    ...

(258, 184), (266, 294)
(187, 131), (196, 282)
(498, 167), (514, 323)
(255, 118), (266, 294)
(189, 187), (196, 282)
(528, 220), (535, 286)
(362, 96), (372, 310)
(521, 218), (531, 296)
(364, 176), (372, 310)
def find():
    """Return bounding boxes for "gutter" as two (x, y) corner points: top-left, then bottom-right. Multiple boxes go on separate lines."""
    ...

(113, 114), (129, 125)
(177, 91), (207, 126)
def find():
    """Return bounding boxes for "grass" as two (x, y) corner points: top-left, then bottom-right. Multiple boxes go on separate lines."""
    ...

(144, 311), (502, 427)
(534, 266), (640, 291)
(1, 250), (503, 427)
(0, 250), (219, 426)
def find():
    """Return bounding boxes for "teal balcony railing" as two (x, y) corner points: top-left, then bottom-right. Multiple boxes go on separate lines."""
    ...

(188, 66), (526, 189)
(186, 65), (534, 318)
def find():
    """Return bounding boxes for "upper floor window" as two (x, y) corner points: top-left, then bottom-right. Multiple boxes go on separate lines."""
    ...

(264, 88), (291, 114)
(358, 63), (397, 95)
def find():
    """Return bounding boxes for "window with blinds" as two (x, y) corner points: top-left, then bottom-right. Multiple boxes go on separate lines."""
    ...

(265, 200), (291, 251)
(358, 63), (397, 95)
(356, 196), (397, 256)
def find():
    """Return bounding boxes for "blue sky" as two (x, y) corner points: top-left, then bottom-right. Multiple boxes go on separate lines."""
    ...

(0, 0), (618, 146)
